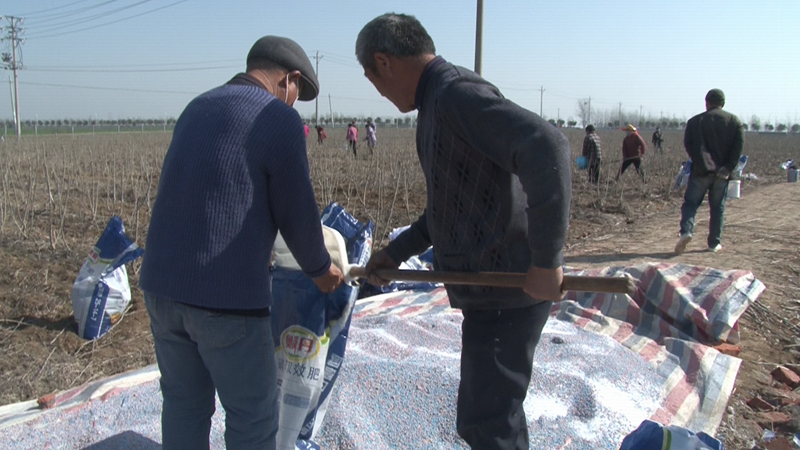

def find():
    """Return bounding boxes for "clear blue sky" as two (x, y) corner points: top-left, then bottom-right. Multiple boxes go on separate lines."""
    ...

(2, 0), (799, 125)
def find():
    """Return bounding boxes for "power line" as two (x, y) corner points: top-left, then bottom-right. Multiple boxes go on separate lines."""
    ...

(16, 0), (94, 18)
(26, 64), (239, 73)
(25, 0), (188, 40)
(489, 77), (655, 113)
(29, 58), (241, 69)
(24, 0), (125, 25)
(316, 51), (362, 69)
(323, 54), (355, 63)
(495, 85), (543, 92)
(323, 55), (361, 69)
(317, 50), (358, 61)
(27, 0), (155, 34)
(329, 95), (388, 104)
(17, 80), (387, 104)
(20, 80), (198, 95)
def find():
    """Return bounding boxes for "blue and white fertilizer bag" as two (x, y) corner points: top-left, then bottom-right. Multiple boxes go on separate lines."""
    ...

(619, 420), (723, 450)
(70, 216), (143, 340)
(734, 155), (748, 174)
(674, 160), (692, 189)
(271, 204), (371, 450)
(320, 202), (374, 268)
(358, 224), (440, 297)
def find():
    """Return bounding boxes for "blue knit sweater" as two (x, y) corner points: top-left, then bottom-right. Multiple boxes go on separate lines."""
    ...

(139, 79), (331, 310)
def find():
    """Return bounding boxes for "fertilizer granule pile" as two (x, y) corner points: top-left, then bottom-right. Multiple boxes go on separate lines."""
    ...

(0, 313), (664, 450)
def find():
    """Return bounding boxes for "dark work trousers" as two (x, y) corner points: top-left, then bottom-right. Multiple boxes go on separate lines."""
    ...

(349, 140), (357, 157)
(588, 158), (600, 184)
(456, 300), (552, 450)
(618, 157), (646, 182)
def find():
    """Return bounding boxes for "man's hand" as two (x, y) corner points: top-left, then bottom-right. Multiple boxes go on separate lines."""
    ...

(312, 264), (344, 294)
(364, 249), (399, 286)
(524, 266), (566, 302)
(716, 167), (731, 180)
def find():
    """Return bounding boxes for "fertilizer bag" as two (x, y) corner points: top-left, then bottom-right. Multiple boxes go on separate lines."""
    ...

(619, 420), (723, 450)
(271, 205), (370, 450)
(70, 216), (143, 340)
(674, 160), (692, 189)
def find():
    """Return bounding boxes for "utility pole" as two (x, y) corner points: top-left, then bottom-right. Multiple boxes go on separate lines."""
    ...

(328, 94), (333, 128)
(587, 96), (592, 126)
(8, 76), (15, 132)
(538, 86), (545, 117)
(474, 0), (483, 75)
(1, 16), (25, 139)
(618, 102), (622, 126)
(639, 105), (643, 125)
(312, 51), (322, 125)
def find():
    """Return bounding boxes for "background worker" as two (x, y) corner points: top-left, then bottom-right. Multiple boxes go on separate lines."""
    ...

(346, 121), (358, 157)
(316, 124), (327, 145)
(675, 88), (744, 254)
(651, 126), (664, 153)
(616, 124), (647, 182)
(139, 35), (343, 450)
(582, 124), (602, 184)
(365, 119), (377, 154)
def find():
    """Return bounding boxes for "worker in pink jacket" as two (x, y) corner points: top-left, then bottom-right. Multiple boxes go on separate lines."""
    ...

(346, 122), (358, 157)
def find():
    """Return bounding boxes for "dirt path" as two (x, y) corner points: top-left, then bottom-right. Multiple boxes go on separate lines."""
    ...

(564, 182), (800, 448)
(566, 182), (798, 274)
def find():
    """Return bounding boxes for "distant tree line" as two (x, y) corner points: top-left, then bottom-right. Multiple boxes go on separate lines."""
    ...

(3, 117), (177, 128)
(572, 98), (800, 133)
(745, 115), (800, 133)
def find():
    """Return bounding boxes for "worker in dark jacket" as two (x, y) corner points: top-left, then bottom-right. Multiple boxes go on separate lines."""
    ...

(616, 124), (647, 182)
(651, 126), (664, 153)
(582, 124), (602, 183)
(356, 13), (571, 450)
(675, 89), (744, 254)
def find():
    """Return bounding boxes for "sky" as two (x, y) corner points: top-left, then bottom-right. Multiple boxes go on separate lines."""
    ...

(1, 0), (799, 126)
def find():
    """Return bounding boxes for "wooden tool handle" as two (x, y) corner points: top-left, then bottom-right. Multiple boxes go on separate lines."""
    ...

(347, 267), (636, 295)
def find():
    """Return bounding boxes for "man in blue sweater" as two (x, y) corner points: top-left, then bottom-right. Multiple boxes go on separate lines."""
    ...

(139, 36), (343, 450)
(357, 14), (571, 450)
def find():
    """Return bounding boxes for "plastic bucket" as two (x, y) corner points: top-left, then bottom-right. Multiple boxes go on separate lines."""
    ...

(788, 169), (799, 183)
(727, 179), (741, 199)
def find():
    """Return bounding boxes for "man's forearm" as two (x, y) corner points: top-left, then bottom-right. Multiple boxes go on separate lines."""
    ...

(384, 211), (432, 265)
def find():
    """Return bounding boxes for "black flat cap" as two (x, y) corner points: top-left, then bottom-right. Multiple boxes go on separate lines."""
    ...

(247, 36), (319, 101)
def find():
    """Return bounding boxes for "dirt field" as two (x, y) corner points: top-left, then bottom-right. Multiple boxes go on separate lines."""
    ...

(0, 128), (797, 448)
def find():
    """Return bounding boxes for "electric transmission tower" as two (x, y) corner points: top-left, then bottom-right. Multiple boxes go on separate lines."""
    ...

(1, 15), (24, 139)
